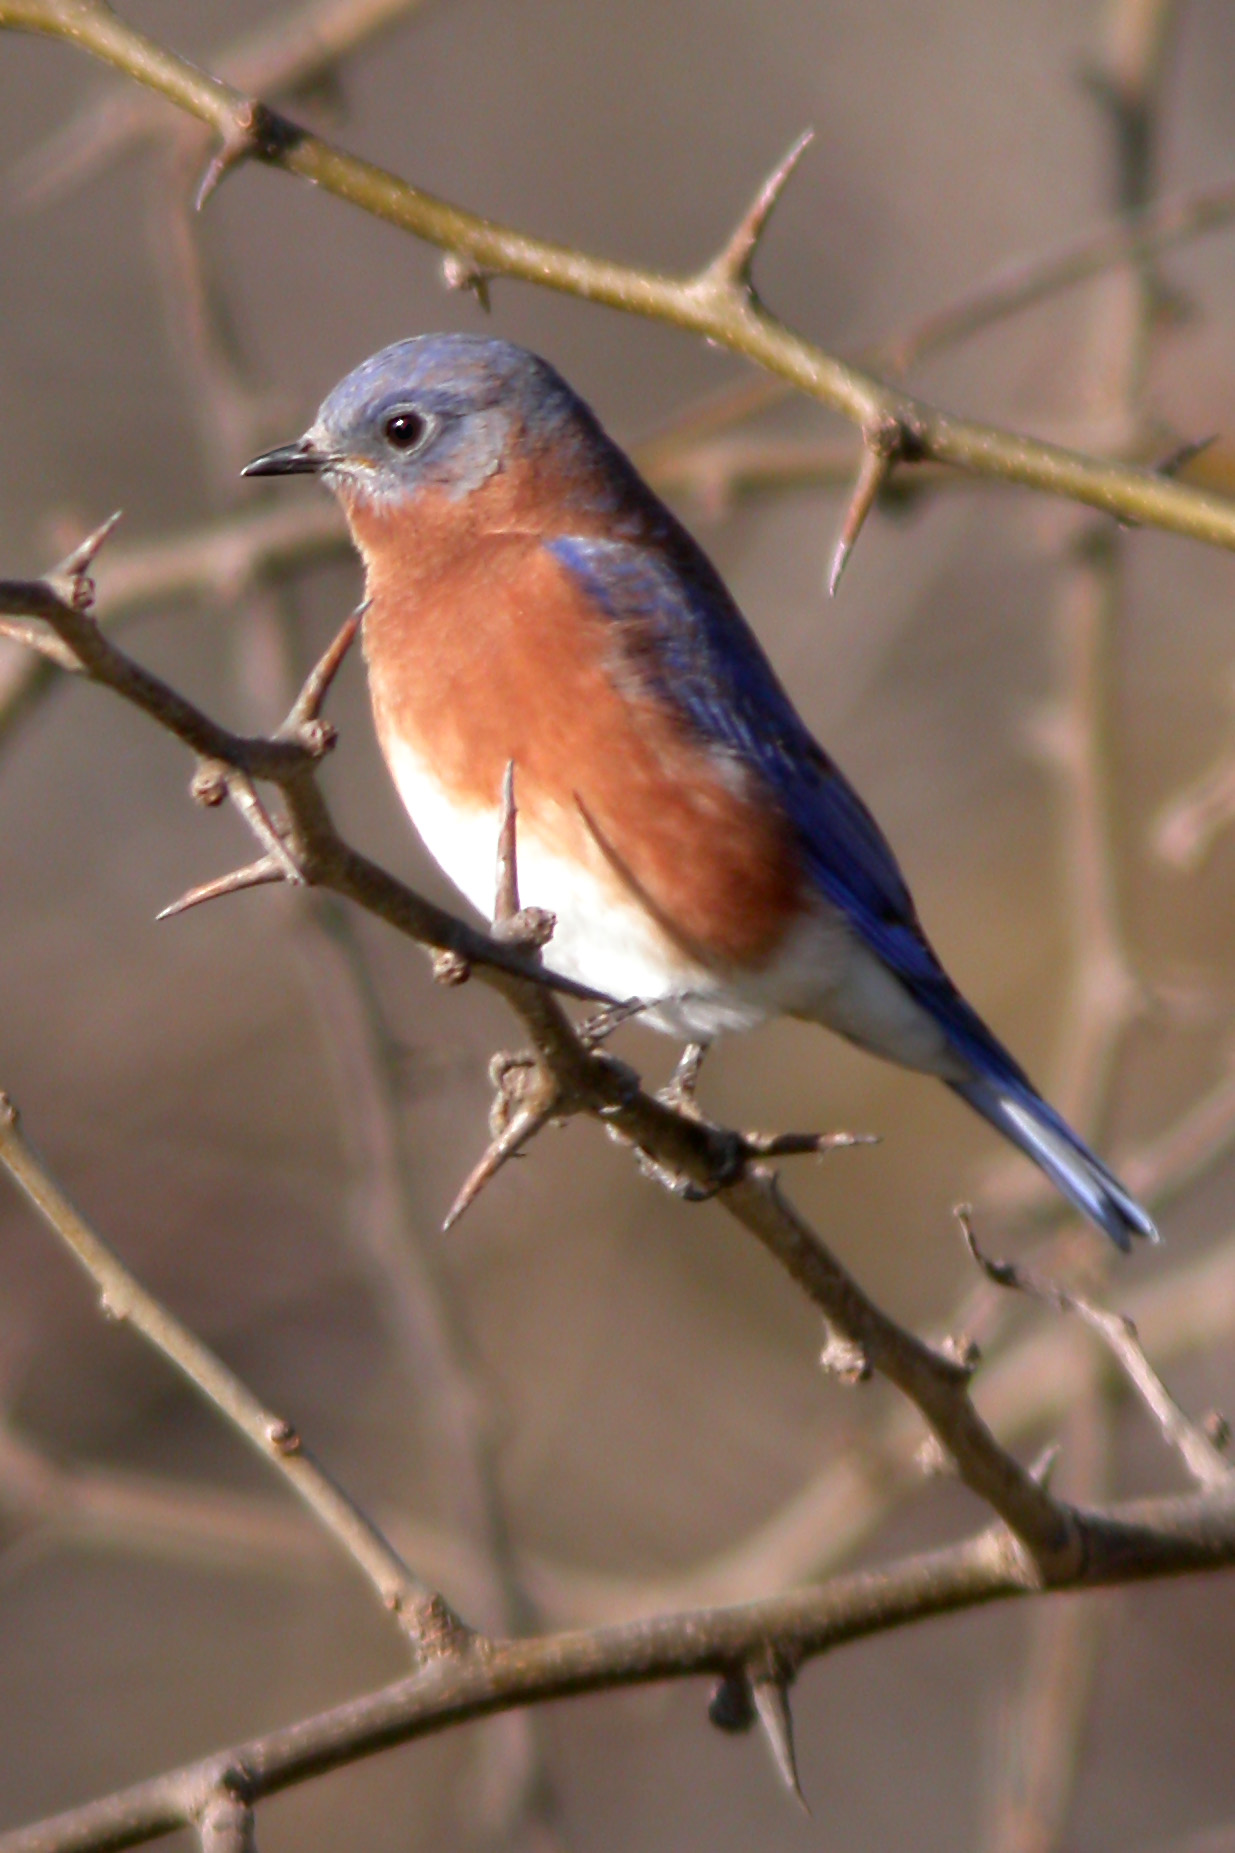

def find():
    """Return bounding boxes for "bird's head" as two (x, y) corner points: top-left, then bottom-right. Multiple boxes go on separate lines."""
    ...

(242, 333), (594, 513)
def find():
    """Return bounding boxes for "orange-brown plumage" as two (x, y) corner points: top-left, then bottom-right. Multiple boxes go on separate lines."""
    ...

(350, 470), (804, 972)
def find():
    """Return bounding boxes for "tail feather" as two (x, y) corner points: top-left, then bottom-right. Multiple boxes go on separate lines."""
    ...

(950, 1074), (1158, 1252)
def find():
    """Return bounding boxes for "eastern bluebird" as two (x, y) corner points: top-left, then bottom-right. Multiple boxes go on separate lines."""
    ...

(244, 333), (1157, 1250)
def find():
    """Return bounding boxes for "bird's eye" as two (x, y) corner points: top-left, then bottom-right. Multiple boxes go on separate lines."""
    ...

(381, 410), (430, 452)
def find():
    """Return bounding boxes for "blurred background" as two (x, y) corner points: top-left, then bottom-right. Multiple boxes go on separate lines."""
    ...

(1, 1), (1235, 1848)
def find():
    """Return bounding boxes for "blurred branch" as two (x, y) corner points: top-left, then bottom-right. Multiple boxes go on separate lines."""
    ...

(11, 0), (435, 208)
(6, 3), (1235, 550)
(5, 1479), (1235, 1853)
(0, 1412), (327, 1577)
(0, 1094), (463, 1652)
(980, 1398), (1113, 1853)
(977, 12), (1181, 1850)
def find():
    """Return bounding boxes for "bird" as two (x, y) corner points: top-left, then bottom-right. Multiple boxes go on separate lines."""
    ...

(243, 332), (1157, 1250)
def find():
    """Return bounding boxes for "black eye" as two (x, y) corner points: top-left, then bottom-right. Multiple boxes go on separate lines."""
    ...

(381, 410), (429, 452)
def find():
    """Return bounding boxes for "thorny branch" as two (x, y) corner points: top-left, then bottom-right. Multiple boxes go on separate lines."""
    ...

(5, 0), (1235, 550)
(3, 1476), (1235, 1853)
(2, 5), (1235, 1848)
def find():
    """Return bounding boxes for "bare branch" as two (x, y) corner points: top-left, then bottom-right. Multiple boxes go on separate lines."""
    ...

(0, 1094), (467, 1653)
(5, 1489), (1235, 1853)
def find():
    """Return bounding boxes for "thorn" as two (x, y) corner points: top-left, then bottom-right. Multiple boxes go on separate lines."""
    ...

(441, 1094), (558, 1231)
(49, 509), (123, 611)
(489, 760), (555, 951)
(708, 128), (815, 292)
(828, 414), (920, 595)
(495, 759), (519, 923)
(195, 99), (307, 212)
(284, 606), (363, 733)
(442, 251), (493, 312)
(156, 854), (285, 921)
(751, 1672), (808, 1811)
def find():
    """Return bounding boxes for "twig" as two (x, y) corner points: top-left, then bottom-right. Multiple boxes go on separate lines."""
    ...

(980, 1397), (1113, 1853)
(961, 1212), (1231, 1490)
(6, 0), (1235, 550)
(0, 1094), (465, 1652)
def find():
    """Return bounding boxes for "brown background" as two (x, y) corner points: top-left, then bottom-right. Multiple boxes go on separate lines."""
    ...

(1, 2), (1234, 1849)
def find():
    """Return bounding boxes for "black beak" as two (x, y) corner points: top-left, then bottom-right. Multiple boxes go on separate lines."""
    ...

(241, 438), (329, 478)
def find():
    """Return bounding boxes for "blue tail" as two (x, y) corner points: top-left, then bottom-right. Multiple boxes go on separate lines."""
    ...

(950, 1072), (1158, 1252)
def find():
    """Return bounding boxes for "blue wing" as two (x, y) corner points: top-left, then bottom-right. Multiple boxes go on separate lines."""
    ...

(547, 529), (1010, 1068)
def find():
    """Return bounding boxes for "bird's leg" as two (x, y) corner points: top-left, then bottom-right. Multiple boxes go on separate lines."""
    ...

(577, 997), (647, 1048)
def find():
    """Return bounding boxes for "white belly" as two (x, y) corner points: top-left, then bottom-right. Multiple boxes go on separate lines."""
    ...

(385, 734), (960, 1068)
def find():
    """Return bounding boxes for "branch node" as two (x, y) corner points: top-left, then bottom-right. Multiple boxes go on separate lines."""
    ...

(940, 1331), (982, 1378)
(198, 1789), (256, 1853)
(431, 948), (472, 987)
(819, 1325), (873, 1383)
(195, 99), (307, 212)
(191, 759), (230, 808)
(1202, 1409), (1231, 1452)
(706, 128), (815, 295)
(442, 251), (493, 312)
(265, 1418), (301, 1457)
